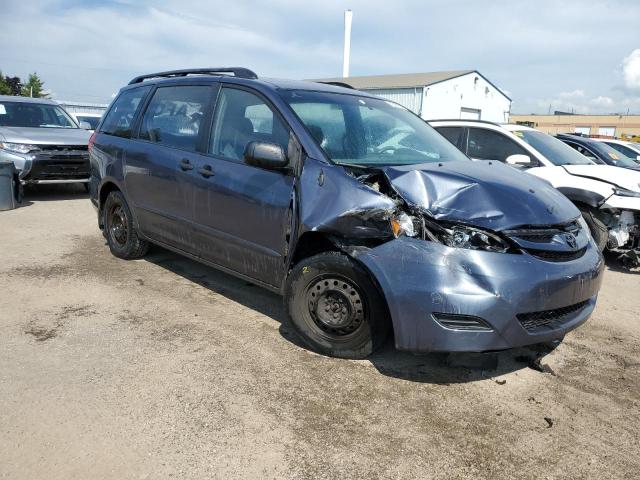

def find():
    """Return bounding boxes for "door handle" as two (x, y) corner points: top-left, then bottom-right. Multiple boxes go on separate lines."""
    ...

(179, 158), (194, 171)
(197, 165), (215, 178)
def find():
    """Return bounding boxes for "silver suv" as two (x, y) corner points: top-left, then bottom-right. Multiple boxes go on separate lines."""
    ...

(0, 95), (92, 187)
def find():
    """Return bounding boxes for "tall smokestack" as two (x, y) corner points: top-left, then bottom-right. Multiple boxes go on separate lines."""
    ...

(342, 9), (352, 78)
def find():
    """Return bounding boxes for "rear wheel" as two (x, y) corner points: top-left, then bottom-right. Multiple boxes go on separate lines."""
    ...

(580, 207), (608, 251)
(285, 252), (389, 359)
(103, 190), (149, 259)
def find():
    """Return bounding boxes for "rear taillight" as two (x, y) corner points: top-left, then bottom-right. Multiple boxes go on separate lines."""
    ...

(88, 131), (97, 152)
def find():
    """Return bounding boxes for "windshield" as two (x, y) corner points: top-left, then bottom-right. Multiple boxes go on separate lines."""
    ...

(0, 101), (78, 129)
(280, 90), (469, 166)
(515, 129), (594, 165)
(591, 141), (640, 168)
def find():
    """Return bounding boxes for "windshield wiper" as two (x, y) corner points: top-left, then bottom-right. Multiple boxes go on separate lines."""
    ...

(332, 161), (370, 169)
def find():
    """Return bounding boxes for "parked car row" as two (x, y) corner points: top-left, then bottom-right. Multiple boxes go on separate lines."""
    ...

(3, 71), (638, 360)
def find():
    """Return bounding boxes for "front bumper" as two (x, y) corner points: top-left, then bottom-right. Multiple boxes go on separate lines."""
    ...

(357, 237), (604, 353)
(1, 147), (90, 184)
(0, 150), (33, 179)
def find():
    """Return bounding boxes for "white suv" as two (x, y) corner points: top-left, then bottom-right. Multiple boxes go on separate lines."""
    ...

(430, 120), (640, 257)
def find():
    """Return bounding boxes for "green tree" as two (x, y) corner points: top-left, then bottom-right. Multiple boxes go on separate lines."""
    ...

(21, 72), (48, 98)
(0, 71), (11, 95)
(5, 76), (22, 96)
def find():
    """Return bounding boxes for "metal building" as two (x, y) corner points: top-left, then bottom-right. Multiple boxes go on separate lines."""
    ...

(56, 100), (108, 116)
(315, 70), (512, 123)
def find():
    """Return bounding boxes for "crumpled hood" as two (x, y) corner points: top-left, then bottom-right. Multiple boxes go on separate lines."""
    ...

(378, 161), (580, 230)
(563, 164), (640, 192)
(0, 126), (91, 145)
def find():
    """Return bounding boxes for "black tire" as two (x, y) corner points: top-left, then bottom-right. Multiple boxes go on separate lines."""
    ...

(580, 207), (608, 251)
(285, 252), (390, 359)
(102, 190), (149, 259)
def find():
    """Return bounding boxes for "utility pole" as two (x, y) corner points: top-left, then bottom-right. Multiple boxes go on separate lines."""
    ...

(342, 10), (352, 78)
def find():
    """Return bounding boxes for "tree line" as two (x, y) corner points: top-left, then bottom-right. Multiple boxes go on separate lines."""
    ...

(0, 70), (47, 98)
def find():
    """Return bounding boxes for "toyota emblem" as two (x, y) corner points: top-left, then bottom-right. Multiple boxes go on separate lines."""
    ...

(565, 233), (577, 249)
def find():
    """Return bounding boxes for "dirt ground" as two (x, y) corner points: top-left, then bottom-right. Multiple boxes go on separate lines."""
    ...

(1, 185), (639, 480)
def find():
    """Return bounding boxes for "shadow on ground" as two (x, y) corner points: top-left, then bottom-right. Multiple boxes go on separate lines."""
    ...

(22, 183), (88, 202)
(145, 246), (555, 384)
(604, 250), (639, 274)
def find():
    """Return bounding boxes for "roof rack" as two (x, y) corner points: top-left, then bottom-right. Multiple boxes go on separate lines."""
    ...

(315, 81), (355, 89)
(128, 67), (258, 85)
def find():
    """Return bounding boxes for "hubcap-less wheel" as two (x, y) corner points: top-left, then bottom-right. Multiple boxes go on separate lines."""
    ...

(306, 276), (364, 336)
(108, 204), (128, 247)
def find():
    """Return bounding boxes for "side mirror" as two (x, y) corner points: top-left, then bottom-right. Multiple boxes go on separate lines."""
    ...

(506, 154), (532, 167)
(79, 121), (92, 130)
(244, 141), (288, 170)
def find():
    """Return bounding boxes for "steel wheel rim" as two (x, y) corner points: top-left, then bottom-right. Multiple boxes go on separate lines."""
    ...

(108, 204), (128, 246)
(305, 275), (365, 336)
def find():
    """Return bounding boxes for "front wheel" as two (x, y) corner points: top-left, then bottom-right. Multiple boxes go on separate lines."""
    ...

(103, 190), (149, 259)
(285, 252), (390, 359)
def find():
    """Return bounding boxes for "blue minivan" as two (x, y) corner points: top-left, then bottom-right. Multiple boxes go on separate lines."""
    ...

(89, 68), (604, 359)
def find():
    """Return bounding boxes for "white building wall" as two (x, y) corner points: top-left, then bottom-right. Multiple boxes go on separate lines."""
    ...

(420, 72), (511, 123)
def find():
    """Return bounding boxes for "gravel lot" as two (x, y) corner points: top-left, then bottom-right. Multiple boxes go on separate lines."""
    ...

(1, 185), (639, 480)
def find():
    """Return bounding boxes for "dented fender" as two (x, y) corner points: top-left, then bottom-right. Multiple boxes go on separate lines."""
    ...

(296, 158), (398, 239)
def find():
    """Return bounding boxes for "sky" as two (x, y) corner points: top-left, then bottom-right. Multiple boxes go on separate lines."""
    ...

(1, 0), (639, 114)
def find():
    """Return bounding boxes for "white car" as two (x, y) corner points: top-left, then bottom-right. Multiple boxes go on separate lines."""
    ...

(429, 120), (640, 257)
(590, 138), (640, 164)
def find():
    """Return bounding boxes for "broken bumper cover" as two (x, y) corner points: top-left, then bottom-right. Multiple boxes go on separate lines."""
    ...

(357, 237), (604, 352)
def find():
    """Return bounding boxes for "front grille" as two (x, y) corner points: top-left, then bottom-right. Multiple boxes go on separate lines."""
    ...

(38, 144), (88, 151)
(525, 247), (587, 262)
(505, 220), (585, 262)
(517, 300), (590, 332)
(26, 146), (90, 181)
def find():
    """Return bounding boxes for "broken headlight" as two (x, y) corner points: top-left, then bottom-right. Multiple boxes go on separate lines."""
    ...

(391, 213), (510, 253)
(441, 225), (510, 252)
(427, 220), (510, 253)
(390, 212), (418, 238)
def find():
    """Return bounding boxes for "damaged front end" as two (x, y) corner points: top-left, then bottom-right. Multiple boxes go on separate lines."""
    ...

(296, 159), (604, 353)
(601, 209), (640, 269)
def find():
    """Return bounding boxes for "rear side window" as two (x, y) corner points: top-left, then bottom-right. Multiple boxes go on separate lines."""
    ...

(435, 126), (465, 148)
(209, 88), (290, 162)
(100, 87), (150, 138)
(467, 127), (529, 162)
(139, 86), (211, 152)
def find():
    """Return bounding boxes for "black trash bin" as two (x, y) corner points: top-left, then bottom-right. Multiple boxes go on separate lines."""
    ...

(0, 161), (19, 211)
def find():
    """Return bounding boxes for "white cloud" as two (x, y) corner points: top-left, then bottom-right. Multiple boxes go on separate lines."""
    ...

(591, 96), (614, 107)
(622, 49), (640, 90)
(558, 89), (585, 99)
(536, 91), (623, 114)
(1, 0), (639, 113)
